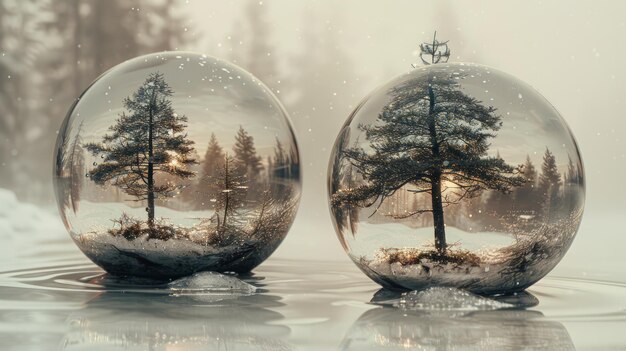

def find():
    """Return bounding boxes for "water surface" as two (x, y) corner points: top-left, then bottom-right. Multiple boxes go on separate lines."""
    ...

(0, 237), (624, 350)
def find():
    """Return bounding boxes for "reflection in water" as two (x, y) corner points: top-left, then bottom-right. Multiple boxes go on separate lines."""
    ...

(369, 287), (540, 310)
(340, 308), (574, 350)
(61, 275), (293, 350)
(340, 290), (574, 351)
(0, 260), (625, 349)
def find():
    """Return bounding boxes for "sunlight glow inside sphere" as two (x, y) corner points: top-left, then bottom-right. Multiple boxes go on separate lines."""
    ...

(328, 63), (584, 294)
(54, 52), (301, 279)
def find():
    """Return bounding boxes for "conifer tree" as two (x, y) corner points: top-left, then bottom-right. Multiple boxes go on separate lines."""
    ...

(333, 34), (524, 253)
(196, 133), (225, 209)
(86, 73), (196, 228)
(233, 125), (263, 180)
(538, 148), (562, 217)
(522, 155), (539, 187)
(514, 155), (540, 213)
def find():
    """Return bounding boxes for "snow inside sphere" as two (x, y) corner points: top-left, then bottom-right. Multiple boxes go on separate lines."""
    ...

(328, 63), (584, 294)
(54, 52), (301, 279)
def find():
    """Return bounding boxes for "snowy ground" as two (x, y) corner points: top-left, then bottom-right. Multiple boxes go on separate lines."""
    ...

(62, 196), (298, 278)
(65, 200), (215, 238)
(0, 189), (294, 278)
(343, 222), (517, 260)
(1, 187), (625, 285)
(339, 219), (579, 294)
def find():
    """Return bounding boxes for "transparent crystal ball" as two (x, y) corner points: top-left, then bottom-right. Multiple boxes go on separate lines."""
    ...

(54, 52), (301, 279)
(328, 63), (584, 294)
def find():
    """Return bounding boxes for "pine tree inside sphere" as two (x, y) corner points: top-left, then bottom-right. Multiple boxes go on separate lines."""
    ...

(54, 52), (301, 279)
(328, 35), (584, 294)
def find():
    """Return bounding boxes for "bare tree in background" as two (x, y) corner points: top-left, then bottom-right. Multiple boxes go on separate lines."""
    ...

(213, 155), (247, 229)
(417, 31), (450, 66)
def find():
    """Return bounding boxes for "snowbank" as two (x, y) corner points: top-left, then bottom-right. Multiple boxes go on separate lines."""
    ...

(351, 212), (581, 294)
(0, 189), (65, 237)
(0, 188), (70, 265)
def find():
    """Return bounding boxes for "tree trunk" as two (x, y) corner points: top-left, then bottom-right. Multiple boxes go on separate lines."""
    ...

(147, 91), (155, 229)
(431, 172), (446, 253)
(222, 158), (230, 227)
(427, 84), (447, 254)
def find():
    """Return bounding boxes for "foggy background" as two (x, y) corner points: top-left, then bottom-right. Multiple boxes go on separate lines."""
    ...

(0, 0), (624, 278)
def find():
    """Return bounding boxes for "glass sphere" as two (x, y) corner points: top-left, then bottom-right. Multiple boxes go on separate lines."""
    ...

(328, 63), (584, 294)
(54, 52), (301, 279)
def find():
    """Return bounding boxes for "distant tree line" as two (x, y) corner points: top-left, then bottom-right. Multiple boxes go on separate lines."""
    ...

(372, 147), (583, 232)
(194, 127), (299, 211)
(477, 148), (583, 230)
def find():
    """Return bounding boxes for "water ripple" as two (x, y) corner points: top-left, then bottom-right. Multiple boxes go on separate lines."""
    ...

(0, 261), (622, 320)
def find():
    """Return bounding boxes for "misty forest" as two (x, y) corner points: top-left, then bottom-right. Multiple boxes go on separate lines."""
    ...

(0, 0), (337, 201)
(0, 0), (350, 277)
(331, 35), (584, 292)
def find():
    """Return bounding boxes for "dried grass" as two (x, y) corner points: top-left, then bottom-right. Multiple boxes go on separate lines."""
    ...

(108, 213), (178, 241)
(381, 247), (481, 267)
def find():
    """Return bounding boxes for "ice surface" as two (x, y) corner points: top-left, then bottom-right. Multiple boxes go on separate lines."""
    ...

(168, 271), (257, 294)
(393, 287), (513, 311)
